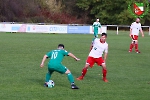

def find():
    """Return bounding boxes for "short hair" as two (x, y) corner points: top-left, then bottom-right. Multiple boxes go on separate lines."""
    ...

(101, 33), (107, 37)
(58, 44), (64, 48)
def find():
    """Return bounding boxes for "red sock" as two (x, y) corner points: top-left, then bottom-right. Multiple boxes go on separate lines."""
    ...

(129, 43), (134, 51)
(135, 44), (138, 51)
(102, 69), (107, 78)
(81, 68), (87, 77)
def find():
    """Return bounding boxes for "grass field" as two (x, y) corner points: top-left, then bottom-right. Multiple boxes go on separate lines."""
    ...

(0, 31), (150, 100)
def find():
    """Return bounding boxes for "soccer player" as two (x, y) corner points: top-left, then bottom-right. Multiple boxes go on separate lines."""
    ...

(76, 33), (108, 82)
(40, 44), (80, 89)
(92, 18), (102, 38)
(129, 17), (144, 53)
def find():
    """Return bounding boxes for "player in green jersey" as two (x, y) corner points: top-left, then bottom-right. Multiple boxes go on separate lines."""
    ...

(92, 18), (102, 38)
(40, 44), (80, 89)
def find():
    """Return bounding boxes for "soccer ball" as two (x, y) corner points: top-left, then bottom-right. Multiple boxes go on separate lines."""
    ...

(47, 80), (55, 88)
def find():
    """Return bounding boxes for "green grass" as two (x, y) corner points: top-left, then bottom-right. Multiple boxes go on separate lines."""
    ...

(0, 31), (150, 100)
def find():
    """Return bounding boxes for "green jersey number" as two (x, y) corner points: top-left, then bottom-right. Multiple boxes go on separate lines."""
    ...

(51, 52), (58, 59)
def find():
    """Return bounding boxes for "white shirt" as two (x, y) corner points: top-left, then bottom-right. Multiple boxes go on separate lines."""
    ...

(89, 38), (108, 58)
(93, 22), (101, 27)
(130, 22), (141, 35)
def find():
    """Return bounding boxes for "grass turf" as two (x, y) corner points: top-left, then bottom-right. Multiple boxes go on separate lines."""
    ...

(0, 31), (150, 100)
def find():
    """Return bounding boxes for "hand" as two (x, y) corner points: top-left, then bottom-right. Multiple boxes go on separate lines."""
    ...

(75, 58), (80, 61)
(142, 34), (144, 37)
(40, 63), (44, 68)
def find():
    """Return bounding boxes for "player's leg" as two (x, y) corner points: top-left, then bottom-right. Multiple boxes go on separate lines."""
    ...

(76, 56), (95, 80)
(56, 64), (79, 89)
(65, 69), (74, 84)
(96, 57), (108, 82)
(101, 63), (108, 82)
(76, 64), (89, 80)
(134, 36), (140, 53)
(44, 69), (54, 87)
(94, 32), (98, 38)
(129, 41), (134, 52)
(129, 35), (135, 52)
(65, 69), (79, 89)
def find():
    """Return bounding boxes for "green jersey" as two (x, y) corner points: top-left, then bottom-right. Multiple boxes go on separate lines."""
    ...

(46, 49), (69, 64)
(93, 22), (101, 32)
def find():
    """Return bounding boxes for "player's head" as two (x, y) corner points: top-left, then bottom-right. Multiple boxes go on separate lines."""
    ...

(136, 17), (140, 23)
(96, 18), (99, 22)
(100, 33), (107, 42)
(101, 33), (107, 37)
(58, 44), (64, 49)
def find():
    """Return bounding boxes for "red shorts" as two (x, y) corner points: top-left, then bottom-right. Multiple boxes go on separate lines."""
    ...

(131, 35), (138, 40)
(86, 56), (104, 68)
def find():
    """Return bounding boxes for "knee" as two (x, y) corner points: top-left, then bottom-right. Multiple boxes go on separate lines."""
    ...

(65, 69), (71, 74)
(135, 41), (138, 44)
(133, 40), (138, 44)
(84, 64), (89, 69)
(102, 64), (107, 70)
(132, 41), (135, 44)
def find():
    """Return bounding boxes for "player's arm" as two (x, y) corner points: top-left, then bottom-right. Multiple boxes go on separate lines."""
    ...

(104, 45), (108, 63)
(99, 23), (102, 34)
(92, 27), (94, 32)
(104, 52), (108, 63)
(40, 55), (48, 68)
(90, 38), (95, 51)
(129, 23), (133, 37)
(140, 28), (144, 37)
(129, 28), (132, 37)
(68, 53), (80, 61)
(92, 22), (95, 32)
(89, 43), (93, 51)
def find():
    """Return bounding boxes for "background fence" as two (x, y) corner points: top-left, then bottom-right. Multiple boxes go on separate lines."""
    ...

(0, 22), (149, 35)
(107, 25), (150, 35)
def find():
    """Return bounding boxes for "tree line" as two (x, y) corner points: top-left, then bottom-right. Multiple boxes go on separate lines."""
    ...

(0, 0), (149, 25)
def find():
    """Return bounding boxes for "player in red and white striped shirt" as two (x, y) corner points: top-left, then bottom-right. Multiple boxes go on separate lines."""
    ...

(129, 17), (144, 53)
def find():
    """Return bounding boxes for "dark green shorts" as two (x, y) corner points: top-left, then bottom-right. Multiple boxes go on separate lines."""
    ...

(48, 64), (67, 74)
